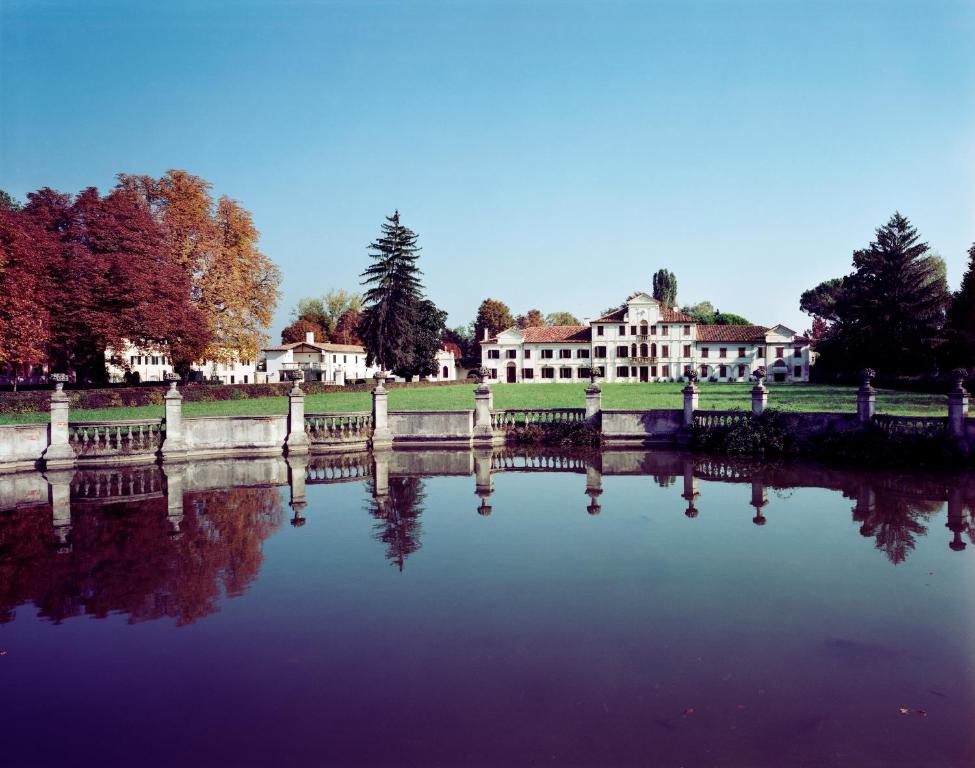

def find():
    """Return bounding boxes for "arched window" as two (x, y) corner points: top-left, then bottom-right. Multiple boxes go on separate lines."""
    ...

(442, 366), (449, 379)
(640, 343), (649, 357)
(631, 343), (637, 357)
(639, 320), (649, 337)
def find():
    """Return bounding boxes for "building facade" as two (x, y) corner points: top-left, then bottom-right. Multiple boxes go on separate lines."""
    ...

(480, 292), (812, 383)
(263, 333), (377, 384)
(105, 343), (258, 385)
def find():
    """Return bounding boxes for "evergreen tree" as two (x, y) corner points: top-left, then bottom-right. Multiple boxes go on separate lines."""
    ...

(652, 268), (678, 307)
(945, 242), (975, 367)
(394, 298), (447, 380)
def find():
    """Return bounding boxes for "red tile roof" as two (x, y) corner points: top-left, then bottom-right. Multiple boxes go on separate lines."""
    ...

(696, 325), (769, 342)
(482, 326), (592, 344)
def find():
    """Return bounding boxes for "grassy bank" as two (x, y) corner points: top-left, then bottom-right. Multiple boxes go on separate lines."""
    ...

(0, 382), (949, 425)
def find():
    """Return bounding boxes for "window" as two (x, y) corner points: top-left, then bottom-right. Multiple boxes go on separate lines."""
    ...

(522, 368), (534, 379)
(524, 349), (531, 359)
(758, 347), (765, 358)
(650, 325), (657, 335)
(618, 325), (625, 335)
(596, 326), (604, 336)
(719, 348), (727, 358)
(559, 349), (572, 359)
(244, 375), (249, 383)
(794, 347), (802, 357)
(506, 349), (517, 359)
(130, 356), (136, 365)
(661, 345), (669, 357)
(343, 355), (347, 363)
(701, 348), (710, 358)
(630, 325), (637, 335)
(660, 325), (668, 335)
(630, 366), (637, 376)
(490, 368), (498, 379)
(580, 367), (592, 379)
(683, 344), (691, 357)
(230, 375), (236, 384)
(794, 365), (802, 378)
(594, 346), (607, 359)
(333, 355), (337, 363)
(487, 349), (500, 359)
(616, 366), (628, 377)
(541, 349), (554, 359)
(616, 346), (628, 357)
(650, 365), (657, 377)
(738, 347), (746, 358)
(776, 347), (784, 358)
(683, 325), (691, 336)
(559, 368), (573, 379)
(640, 343), (649, 357)
(576, 349), (589, 358)
(541, 367), (555, 379)
(719, 365), (726, 378)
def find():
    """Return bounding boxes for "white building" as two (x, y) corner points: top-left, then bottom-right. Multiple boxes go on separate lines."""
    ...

(480, 292), (812, 384)
(263, 332), (378, 384)
(424, 347), (459, 382)
(105, 343), (257, 384)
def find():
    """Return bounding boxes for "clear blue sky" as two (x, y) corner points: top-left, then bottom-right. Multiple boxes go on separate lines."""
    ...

(2, 0), (973, 338)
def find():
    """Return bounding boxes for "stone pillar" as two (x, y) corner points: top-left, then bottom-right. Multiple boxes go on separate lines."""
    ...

(947, 369), (969, 439)
(750, 478), (768, 525)
(161, 376), (187, 461)
(43, 374), (75, 469)
(473, 382), (494, 445)
(45, 468), (75, 553)
(285, 374), (310, 454)
(585, 382), (602, 423)
(164, 462), (186, 537)
(473, 447), (493, 515)
(856, 368), (876, 424)
(585, 464), (603, 515)
(751, 382), (768, 416)
(681, 459), (699, 518)
(682, 382), (699, 427)
(287, 454), (309, 527)
(371, 374), (393, 449)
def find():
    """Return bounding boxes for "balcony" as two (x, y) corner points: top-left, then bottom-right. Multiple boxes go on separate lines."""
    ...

(281, 361), (324, 371)
(631, 357), (658, 365)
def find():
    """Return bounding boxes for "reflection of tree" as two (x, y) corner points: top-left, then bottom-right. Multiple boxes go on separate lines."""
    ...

(853, 492), (940, 565)
(0, 487), (283, 626)
(368, 477), (425, 571)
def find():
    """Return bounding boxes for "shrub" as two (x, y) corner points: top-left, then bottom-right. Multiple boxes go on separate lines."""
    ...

(508, 421), (602, 447)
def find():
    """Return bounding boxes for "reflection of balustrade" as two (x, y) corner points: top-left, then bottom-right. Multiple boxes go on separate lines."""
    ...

(68, 420), (164, 460)
(305, 454), (372, 483)
(490, 409), (586, 431)
(489, 451), (589, 472)
(71, 465), (165, 502)
(305, 413), (373, 443)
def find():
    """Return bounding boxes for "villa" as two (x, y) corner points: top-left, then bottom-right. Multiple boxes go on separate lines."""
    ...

(480, 292), (812, 383)
(106, 342), (258, 384)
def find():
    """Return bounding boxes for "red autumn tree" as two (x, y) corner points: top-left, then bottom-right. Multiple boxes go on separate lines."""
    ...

(281, 317), (326, 344)
(332, 308), (362, 345)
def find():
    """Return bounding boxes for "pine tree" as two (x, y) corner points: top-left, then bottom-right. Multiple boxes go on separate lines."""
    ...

(358, 211), (425, 372)
(946, 242), (975, 367)
(652, 269), (678, 308)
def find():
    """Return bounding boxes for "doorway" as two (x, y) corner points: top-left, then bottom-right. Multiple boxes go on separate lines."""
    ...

(639, 366), (649, 382)
(506, 365), (517, 383)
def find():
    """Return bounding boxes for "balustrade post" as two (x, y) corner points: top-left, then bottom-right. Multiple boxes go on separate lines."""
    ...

(682, 380), (699, 427)
(43, 374), (76, 469)
(473, 369), (494, 445)
(947, 368), (969, 441)
(161, 374), (187, 461)
(371, 373), (393, 449)
(856, 368), (876, 425)
(285, 371), (310, 455)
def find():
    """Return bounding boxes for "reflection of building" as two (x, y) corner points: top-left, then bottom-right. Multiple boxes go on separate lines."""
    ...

(480, 291), (812, 383)
(105, 341), (257, 384)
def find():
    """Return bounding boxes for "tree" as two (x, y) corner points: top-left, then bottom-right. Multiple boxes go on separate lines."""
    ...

(332, 308), (362, 345)
(290, 290), (362, 336)
(0, 208), (51, 384)
(473, 299), (513, 342)
(799, 212), (950, 376)
(713, 310), (751, 326)
(681, 301), (716, 324)
(806, 316), (829, 343)
(393, 298), (447, 380)
(652, 269), (678, 307)
(443, 325), (475, 367)
(281, 317), (326, 344)
(545, 311), (580, 326)
(0, 191), (21, 212)
(358, 211), (425, 372)
(515, 309), (545, 328)
(945, 242), (975, 367)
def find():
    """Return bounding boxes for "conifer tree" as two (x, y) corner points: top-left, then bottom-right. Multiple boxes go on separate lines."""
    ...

(945, 242), (975, 367)
(652, 269), (678, 307)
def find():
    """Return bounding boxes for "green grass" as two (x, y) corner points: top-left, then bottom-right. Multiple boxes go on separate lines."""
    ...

(0, 382), (948, 425)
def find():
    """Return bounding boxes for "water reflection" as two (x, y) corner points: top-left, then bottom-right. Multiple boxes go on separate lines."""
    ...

(1, 449), (974, 628)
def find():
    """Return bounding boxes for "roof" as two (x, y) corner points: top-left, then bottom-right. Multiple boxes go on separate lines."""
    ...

(262, 341), (366, 354)
(593, 306), (697, 323)
(696, 325), (770, 342)
(482, 325), (592, 344)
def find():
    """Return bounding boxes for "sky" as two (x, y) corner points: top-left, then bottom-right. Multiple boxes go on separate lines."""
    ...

(2, 0), (973, 339)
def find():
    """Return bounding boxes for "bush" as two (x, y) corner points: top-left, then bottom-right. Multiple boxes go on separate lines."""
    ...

(508, 421), (602, 447)
(692, 410), (795, 457)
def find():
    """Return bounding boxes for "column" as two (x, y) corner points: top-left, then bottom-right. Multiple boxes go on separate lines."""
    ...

(371, 374), (393, 449)
(372, 449), (390, 505)
(43, 374), (75, 469)
(585, 381), (602, 424)
(856, 368), (876, 424)
(161, 374), (187, 461)
(285, 373), (310, 454)
(946, 487), (968, 552)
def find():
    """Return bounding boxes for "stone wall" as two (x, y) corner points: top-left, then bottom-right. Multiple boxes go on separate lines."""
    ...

(601, 409), (684, 445)
(388, 410), (474, 447)
(0, 424), (49, 473)
(182, 415), (288, 458)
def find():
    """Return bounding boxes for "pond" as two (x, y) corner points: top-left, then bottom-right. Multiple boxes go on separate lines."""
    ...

(1, 449), (973, 767)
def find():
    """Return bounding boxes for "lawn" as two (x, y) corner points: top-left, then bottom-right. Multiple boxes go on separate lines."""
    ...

(0, 382), (948, 424)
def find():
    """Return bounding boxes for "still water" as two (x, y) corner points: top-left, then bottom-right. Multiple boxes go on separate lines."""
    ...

(1, 449), (974, 767)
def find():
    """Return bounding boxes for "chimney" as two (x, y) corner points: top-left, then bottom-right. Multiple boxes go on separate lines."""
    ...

(305, 331), (315, 344)
(583, 317), (591, 326)
(483, 327), (489, 341)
